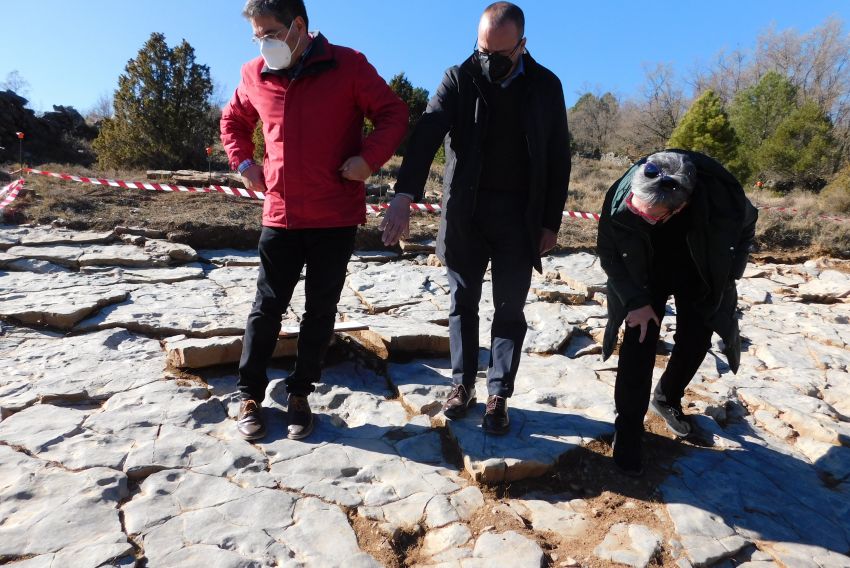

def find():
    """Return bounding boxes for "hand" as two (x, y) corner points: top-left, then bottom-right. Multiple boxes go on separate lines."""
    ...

(241, 164), (267, 192)
(339, 156), (372, 182)
(625, 304), (660, 343)
(539, 228), (558, 255)
(379, 195), (412, 246)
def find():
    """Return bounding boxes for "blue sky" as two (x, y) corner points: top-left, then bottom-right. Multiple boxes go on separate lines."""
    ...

(1, 1), (848, 114)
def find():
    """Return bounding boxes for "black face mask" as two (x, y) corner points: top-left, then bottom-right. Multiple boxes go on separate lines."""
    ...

(473, 39), (522, 83)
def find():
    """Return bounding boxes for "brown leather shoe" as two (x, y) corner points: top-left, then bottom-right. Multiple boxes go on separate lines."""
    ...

(483, 395), (509, 435)
(442, 384), (477, 419)
(237, 399), (266, 441)
(287, 395), (314, 440)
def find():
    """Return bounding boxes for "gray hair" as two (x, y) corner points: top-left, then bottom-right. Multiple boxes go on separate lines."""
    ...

(631, 151), (696, 210)
(242, 0), (308, 29)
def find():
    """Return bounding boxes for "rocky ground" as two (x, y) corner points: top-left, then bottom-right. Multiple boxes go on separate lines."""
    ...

(1, 224), (849, 568)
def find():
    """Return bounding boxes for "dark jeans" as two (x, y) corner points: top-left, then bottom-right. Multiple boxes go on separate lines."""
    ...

(614, 259), (713, 438)
(446, 190), (534, 398)
(238, 225), (357, 402)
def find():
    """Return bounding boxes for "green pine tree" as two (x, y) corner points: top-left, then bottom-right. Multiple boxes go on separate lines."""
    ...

(94, 33), (215, 170)
(728, 71), (798, 181)
(755, 101), (839, 189)
(668, 90), (742, 178)
(388, 72), (429, 156)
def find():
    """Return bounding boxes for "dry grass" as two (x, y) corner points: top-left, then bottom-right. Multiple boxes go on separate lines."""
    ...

(3, 158), (848, 258)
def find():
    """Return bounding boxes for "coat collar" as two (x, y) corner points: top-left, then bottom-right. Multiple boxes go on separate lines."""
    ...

(459, 51), (540, 89)
(261, 32), (334, 79)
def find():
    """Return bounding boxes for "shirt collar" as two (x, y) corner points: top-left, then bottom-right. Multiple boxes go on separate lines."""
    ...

(500, 55), (525, 88)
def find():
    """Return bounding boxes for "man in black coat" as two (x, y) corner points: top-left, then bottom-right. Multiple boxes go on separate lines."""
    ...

(384, 2), (570, 434)
(597, 150), (757, 476)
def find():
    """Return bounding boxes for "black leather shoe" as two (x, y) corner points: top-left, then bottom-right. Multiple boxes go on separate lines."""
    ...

(482, 395), (510, 435)
(237, 399), (266, 441)
(287, 395), (314, 440)
(612, 432), (644, 477)
(443, 384), (477, 419)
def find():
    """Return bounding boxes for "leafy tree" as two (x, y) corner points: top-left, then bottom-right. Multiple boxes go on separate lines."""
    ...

(668, 90), (741, 175)
(755, 101), (839, 188)
(728, 71), (797, 177)
(94, 33), (215, 169)
(1, 70), (30, 98)
(569, 91), (619, 157)
(388, 72), (429, 156)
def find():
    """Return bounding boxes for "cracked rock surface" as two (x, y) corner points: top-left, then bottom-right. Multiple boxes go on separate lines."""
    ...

(1, 225), (850, 567)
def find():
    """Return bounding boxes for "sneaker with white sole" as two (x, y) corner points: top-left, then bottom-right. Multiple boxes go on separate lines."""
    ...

(650, 384), (692, 438)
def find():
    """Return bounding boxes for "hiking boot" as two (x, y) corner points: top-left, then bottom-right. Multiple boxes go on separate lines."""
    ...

(237, 399), (266, 441)
(482, 395), (510, 435)
(442, 384), (477, 419)
(287, 394), (314, 440)
(612, 431), (644, 477)
(650, 384), (692, 438)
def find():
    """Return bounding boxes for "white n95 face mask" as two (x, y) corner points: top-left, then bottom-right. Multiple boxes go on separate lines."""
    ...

(259, 22), (300, 70)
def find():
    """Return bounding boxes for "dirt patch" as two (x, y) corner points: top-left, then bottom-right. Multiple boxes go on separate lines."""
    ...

(349, 513), (411, 568)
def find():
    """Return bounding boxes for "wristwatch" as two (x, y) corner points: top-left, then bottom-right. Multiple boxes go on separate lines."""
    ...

(237, 159), (255, 174)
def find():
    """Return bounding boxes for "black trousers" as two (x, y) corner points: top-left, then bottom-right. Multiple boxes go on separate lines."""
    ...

(614, 257), (713, 438)
(446, 191), (534, 398)
(237, 225), (357, 402)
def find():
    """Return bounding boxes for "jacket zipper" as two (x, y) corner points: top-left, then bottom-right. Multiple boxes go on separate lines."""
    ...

(462, 67), (488, 212)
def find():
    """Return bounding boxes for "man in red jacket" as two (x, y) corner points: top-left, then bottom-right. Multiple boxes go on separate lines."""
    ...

(221, 0), (408, 441)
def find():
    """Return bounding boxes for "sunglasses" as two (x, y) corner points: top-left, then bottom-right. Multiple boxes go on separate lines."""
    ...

(643, 162), (681, 193)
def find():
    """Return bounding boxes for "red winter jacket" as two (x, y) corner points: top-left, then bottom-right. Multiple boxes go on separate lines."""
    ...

(220, 34), (408, 229)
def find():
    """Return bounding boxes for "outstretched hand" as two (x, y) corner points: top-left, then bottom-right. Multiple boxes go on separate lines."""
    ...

(379, 194), (412, 246)
(625, 304), (660, 343)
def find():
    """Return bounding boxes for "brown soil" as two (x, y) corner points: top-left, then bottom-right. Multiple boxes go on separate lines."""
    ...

(5, 166), (844, 261)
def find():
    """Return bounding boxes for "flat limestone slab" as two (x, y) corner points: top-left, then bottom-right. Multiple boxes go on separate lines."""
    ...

(122, 470), (381, 567)
(15, 227), (116, 246)
(661, 423), (850, 567)
(198, 248), (260, 266)
(542, 252), (608, 297)
(0, 327), (164, 416)
(5, 238), (198, 268)
(75, 278), (251, 337)
(795, 269), (850, 302)
(0, 445), (133, 566)
(344, 313), (450, 358)
(389, 354), (615, 483)
(165, 334), (297, 369)
(522, 302), (580, 354)
(530, 281), (588, 304)
(80, 263), (206, 283)
(346, 261), (449, 313)
(0, 269), (130, 329)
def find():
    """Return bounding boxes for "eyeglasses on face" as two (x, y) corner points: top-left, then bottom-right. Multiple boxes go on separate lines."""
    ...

(473, 38), (523, 58)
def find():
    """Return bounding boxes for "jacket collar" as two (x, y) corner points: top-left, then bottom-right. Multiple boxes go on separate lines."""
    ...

(261, 32), (335, 79)
(459, 51), (540, 90)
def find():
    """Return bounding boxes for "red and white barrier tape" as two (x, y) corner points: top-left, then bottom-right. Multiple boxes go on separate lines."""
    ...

(563, 210), (601, 221)
(24, 167), (603, 219)
(25, 168), (266, 200)
(0, 179), (25, 212)
(17, 168), (850, 223)
(366, 202), (442, 214)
